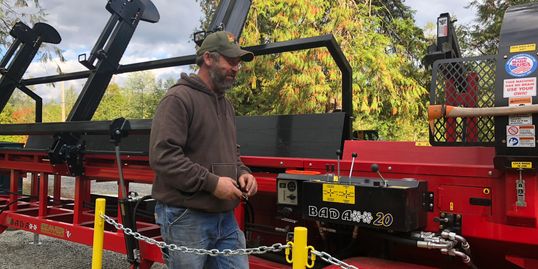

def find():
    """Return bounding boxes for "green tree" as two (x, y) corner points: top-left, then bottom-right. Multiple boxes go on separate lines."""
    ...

(92, 82), (128, 120)
(464, 0), (535, 56)
(198, 0), (429, 140)
(123, 71), (164, 119)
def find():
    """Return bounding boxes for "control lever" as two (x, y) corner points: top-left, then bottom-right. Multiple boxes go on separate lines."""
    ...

(336, 149), (342, 181)
(371, 164), (387, 187)
(348, 152), (358, 183)
(325, 164), (335, 182)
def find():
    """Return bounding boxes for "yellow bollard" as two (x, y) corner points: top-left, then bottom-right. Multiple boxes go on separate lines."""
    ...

(92, 198), (106, 269)
(292, 226), (308, 269)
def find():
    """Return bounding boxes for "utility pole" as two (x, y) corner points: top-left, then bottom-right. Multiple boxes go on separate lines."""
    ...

(61, 81), (65, 121)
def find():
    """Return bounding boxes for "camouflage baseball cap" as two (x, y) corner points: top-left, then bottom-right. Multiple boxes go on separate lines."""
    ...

(196, 31), (254, 62)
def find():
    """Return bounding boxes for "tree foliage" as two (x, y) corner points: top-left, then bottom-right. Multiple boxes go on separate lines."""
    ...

(462, 0), (536, 56)
(0, 0), (64, 64)
(198, 0), (429, 140)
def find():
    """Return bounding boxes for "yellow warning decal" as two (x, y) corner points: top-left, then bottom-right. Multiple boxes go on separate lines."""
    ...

(322, 184), (355, 204)
(415, 141), (431, 147)
(511, 161), (533, 169)
(510, 44), (536, 53)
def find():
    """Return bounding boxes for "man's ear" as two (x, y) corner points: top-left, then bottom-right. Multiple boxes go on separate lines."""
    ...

(203, 52), (214, 67)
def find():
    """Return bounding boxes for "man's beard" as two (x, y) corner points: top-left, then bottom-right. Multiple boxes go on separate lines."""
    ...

(208, 65), (235, 93)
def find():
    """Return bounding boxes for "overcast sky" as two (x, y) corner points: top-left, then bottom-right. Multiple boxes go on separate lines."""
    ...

(19, 0), (476, 103)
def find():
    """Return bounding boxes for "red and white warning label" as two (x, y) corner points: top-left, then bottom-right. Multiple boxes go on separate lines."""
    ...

(506, 125), (535, 136)
(504, 77), (536, 98)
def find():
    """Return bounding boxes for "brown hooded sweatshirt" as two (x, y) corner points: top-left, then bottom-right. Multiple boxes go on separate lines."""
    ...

(149, 73), (251, 212)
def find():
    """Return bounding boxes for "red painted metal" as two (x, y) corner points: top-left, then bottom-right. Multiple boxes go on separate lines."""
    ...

(324, 257), (437, 269)
(0, 140), (537, 268)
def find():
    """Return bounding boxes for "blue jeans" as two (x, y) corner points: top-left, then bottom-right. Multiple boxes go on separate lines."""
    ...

(154, 202), (248, 269)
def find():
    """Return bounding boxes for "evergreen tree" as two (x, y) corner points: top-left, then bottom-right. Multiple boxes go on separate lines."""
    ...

(198, 0), (429, 140)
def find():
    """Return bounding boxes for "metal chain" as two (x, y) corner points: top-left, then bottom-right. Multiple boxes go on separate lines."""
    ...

(311, 249), (359, 269)
(101, 214), (290, 256)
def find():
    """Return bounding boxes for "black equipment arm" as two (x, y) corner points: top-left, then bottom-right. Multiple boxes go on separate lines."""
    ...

(194, 0), (252, 45)
(67, 0), (159, 121)
(424, 13), (462, 67)
(0, 22), (60, 122)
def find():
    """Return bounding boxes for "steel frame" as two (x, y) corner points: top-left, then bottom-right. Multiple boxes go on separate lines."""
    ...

(1, 141), (537, 268)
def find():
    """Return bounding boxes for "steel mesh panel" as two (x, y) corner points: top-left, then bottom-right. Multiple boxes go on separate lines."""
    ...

(429, 55), (496, 146)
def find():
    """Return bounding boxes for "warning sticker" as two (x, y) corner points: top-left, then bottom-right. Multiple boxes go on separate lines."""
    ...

(509, 96), (533, 106)
(322, 184), (355, 204)
(507, 125), (519, 135)
(509, 115), (533, 125)
(504, 77), (536, 97)
(507, 125), (536, 136)
(510, 44), (536, 53)
(505, 54), (538, 77)
(512, 161), (533, 169)
(519, 125), (535, 136)
(437, 17), (448, 38)
(507, 136), (536, 147)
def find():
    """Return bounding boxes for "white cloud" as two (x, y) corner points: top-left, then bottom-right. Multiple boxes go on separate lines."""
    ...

(405, 0), (476, 28)
(18, 0), (204, 103)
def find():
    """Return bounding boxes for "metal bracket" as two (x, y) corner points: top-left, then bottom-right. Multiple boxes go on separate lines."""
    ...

(434, 212), (462, 233)
(48, 133), (85, 176)
(424, 191), (435, 212)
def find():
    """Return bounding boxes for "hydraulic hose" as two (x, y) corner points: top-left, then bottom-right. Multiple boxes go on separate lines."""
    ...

(441, 248), (477, 269)
(441, 230), (472, 255)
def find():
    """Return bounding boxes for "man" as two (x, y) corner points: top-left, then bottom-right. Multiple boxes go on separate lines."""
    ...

(149, 31), (258, 268)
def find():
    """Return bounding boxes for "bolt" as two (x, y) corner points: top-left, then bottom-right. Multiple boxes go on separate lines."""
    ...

(388, 166), (392, 171)
(429, 203), (434, 208)
(279, 161), (284, 166)
(309, 163), (312, 167)
(456, 214), (461, 220)
(502, 139), (506, 143)
(439, 225), (444, 230)
(440, 212), (446, 217)
(503, 55), (508, 59)
(488, 171), (493, 176)
(429, 193), (434, 198)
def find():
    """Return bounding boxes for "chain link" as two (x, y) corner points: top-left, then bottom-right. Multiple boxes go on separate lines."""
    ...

(101, 214), (290, 257)
(311, 249), (359, 269)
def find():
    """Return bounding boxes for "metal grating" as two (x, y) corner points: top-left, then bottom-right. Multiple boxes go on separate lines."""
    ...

(429, 55), (496, 146)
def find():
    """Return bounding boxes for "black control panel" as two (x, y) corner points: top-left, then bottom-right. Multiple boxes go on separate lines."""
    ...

(276, 173), (428, 232)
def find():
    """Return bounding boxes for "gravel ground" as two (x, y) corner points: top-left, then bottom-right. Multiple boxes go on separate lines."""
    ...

(0, 176), (166, 269)
(0, 229), (167, 269)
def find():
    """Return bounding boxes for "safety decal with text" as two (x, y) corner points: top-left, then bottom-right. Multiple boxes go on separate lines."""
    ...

(510, 44), (536, 53)
(503, 77), (536, 97)
(511, 161), (533, 169)
(508, 96), (533, 106)
(322, 184), (355, 204)
(509, 115), (533, 126)
(505, 54), (537, 77)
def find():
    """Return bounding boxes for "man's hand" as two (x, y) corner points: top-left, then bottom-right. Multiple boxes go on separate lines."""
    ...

(238, 173), (257, 197)
(213, 177), (243, 200)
